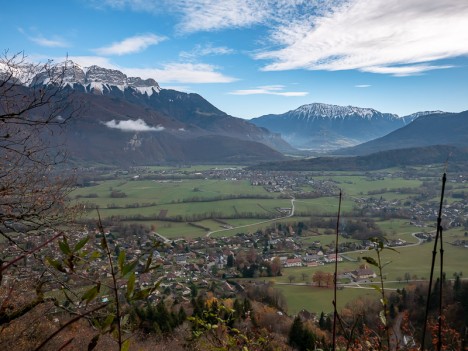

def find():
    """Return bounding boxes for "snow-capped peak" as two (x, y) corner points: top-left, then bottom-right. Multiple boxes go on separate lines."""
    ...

(18, 60), (161, 96)
(401, 110), (447, 121)
(290, 103), (398, 120)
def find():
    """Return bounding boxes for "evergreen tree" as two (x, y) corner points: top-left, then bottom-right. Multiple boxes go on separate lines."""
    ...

(319, 311), (326, 330)
(227, 254), (234, 268)
(289, 316), (304, 350)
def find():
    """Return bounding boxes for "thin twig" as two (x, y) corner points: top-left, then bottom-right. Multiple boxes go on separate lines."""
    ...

(332, 190), (342, 351)
(0, 231), (63, 274)
(97, 209), (123, 350)
(33, 303), (107, 351)
(421, 172), (446, 350)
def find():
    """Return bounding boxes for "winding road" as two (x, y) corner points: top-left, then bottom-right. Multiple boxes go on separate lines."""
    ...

(205, 197), (296, 237)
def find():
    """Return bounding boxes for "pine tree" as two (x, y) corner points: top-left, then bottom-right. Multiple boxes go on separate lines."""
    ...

(319, 311), (326, 330)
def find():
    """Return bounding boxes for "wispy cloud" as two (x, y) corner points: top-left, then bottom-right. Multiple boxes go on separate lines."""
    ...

(179, 44), (234, 60)
(123, 63), (237, 83)
(355, 84), (371, 88)
(55, 56), (236, 84)
(94, 0), (339, 32)
(104, 119), (165, 131)
(363, 64), (454, 77)
(256, 0), (468, 76)
(18, 27), (68, 48)
(94, 34), (166, 56)
(229, 85), (308, 97)
(173, 0), (269, 32)
(64, 56), (116, 68)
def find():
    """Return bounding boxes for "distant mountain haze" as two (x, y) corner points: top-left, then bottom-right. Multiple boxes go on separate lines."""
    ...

(250, 102), (445, 151)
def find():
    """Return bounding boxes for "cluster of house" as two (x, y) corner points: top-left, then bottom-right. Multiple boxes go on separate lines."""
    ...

(281, 253), (343, 268)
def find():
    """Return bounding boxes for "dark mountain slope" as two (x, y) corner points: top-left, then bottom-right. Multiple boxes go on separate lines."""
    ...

(1, 61), (293, 165)
(250, 145), (468, 172)
(338, 110), (468, 156)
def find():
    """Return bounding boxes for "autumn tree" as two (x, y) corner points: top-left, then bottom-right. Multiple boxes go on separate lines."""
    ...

(311, 271), (333, 287)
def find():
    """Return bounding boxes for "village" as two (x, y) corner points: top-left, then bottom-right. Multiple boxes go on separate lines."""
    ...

(3, 166), (466, 313)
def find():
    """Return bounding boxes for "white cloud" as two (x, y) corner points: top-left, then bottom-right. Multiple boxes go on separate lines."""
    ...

(363, 64), (453, 77)
(123, 63), (237, 83)
(18, 27), (68, 48)
(256, 0), (468, 76)
(63, 56), (117, 68)
(161, 85), (191, 91)
(229, 85), (308, 97)
(355, 84), (371, 88)
(48, 56), (235, 84)
(173, 0), (269, 32)
(104, 119), (165, 131)
(94, 34), (166, 56)
(180, 44), (234, 60)
(94, 0), (340, 32)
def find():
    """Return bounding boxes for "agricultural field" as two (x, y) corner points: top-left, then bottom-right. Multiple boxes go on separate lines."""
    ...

(71, 165), (467, 316)
(72, 167), (465, 241)
(259, 228), (468, 314)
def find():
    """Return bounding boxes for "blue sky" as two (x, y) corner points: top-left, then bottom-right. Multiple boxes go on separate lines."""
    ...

(1, 0), (468, 118)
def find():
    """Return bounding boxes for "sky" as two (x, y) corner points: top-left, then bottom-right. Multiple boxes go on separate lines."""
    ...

(1, 0), (468, 119)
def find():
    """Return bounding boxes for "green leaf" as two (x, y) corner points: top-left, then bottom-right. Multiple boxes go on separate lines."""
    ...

(81, 285), (99, 304)
(101, 314), (115, 331)
(122, 339), (131, 351)
(362, 256), (378, 267)
(74, 236), (89, 252)
(118, 250), (125, 274)
(370, 284), (382, 294)
(46, 257), (66, 272)
(143, 255), (152, 273)
(126, 272), (135, 298)
(59, 238), (71, 255)
(90, 251), (101, 259)
(121, 314), (130, 328)
(121, 260), (137, 277)
(132, 288), (151, 300)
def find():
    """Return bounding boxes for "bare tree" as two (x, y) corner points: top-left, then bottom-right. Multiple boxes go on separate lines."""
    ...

(0, 51), (81, 243)
(0, 52), (81, 345)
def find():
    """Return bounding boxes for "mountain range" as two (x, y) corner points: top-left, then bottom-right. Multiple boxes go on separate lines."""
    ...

(2, 60), (467, 167)
(12, 62), (296, 165)
(251, 110), (468, 171)
(336, 110), (468, 156)
(250, 103), (444, 150)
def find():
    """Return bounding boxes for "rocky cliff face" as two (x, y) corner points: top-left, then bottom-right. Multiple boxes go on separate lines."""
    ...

(32, 61), (161, 96)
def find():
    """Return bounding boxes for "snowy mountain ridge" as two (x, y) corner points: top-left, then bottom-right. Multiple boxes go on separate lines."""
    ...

(290, 102), (398, 120)
(401, 110), (447, 120)
(4, 60), (161, 96)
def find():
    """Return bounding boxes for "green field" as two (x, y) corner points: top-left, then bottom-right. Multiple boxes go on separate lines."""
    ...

(72, 170), (465, 242)
(72, 167), (467, 315)
(260, 228), (468, 314)
(274, 284), (377, 315)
